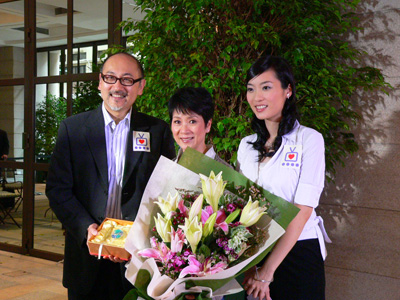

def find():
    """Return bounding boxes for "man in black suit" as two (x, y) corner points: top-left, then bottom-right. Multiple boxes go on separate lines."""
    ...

(46, 52), (175, 300)
(0, 129), (9, 182)
(0, 129), (9, 161)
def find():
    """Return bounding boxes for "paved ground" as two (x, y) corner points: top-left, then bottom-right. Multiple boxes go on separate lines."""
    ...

(0, 250), (67, 300)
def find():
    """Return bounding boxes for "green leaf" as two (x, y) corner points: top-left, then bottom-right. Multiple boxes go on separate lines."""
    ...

(225, 209), (240, 224)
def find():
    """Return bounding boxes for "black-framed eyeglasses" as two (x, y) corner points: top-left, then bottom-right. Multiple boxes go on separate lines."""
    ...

(100, 73), (143, 86)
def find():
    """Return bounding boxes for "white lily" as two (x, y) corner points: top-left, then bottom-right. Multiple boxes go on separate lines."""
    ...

(179, 216), (202, 253)
(202, 212), (217, 238)
(199, 171), (226, 213)
(154, 213), (172, 243)
(239, 197), (267, 227)
(155, 192), (180, 215)
(188, 194), (204, 221)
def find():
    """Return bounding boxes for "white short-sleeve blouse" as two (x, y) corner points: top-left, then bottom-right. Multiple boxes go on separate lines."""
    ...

(237, 121), (331, 259)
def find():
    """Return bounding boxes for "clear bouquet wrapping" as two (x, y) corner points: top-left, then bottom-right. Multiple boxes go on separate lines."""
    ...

(124, 149), (299, 300)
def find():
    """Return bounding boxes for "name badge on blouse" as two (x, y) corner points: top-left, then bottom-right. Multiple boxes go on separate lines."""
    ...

(133, 131), (150, 152)
(281, 145), (302, 169)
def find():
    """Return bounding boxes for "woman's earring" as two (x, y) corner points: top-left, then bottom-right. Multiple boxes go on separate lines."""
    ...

(287, 94), (290, 99)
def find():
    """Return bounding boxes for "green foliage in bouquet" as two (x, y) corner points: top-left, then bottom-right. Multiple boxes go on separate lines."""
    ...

(119, 0), (390, 180)
(123, 269), (153, 300)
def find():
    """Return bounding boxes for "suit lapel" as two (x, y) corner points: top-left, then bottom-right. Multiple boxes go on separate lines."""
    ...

(85, 106), (108, 191)
(122, 109), (150, 188)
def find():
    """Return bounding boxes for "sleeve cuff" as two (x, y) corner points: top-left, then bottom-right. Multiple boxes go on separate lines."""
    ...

(294, 183), (323, 208)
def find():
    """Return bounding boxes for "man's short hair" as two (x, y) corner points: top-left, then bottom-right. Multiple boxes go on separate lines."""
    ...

(101, 52), (144, 78)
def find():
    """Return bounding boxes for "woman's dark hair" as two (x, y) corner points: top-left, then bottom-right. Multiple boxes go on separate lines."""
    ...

(247, 55), (299, 161)
(168, 87), (214, 125)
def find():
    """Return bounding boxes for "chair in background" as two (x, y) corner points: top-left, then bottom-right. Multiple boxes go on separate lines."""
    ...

(1, 167), (23, 211)
(3, 181), (23, 211)
(0, 187), (21, 228)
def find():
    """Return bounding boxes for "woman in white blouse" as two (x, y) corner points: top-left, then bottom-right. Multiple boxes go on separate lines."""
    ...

(238, 56), (330, 300)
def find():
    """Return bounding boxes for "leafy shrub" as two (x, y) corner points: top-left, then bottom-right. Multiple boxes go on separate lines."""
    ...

(119, 0), (390, 179)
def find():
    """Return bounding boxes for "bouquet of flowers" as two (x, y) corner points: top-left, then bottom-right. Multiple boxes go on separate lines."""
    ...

(124, 150), (299, 300)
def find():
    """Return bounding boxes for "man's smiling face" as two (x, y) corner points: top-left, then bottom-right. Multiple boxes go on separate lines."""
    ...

(98, 53), (145, 120)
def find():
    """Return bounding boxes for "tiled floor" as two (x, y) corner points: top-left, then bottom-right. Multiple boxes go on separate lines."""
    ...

(0, 250), (67, 300)
(0, 182), (67, 299)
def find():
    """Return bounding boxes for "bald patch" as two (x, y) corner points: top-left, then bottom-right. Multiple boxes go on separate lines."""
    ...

(102, 53), (144, 78)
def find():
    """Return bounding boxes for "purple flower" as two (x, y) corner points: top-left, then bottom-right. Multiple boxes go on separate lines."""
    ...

(227, 203), (236, 212)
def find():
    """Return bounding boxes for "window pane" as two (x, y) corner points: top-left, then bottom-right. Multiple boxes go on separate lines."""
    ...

(0, 85), (24, 162)
(73, 0), (108, 44)
(0, 0), (25, 79)
(0, 168), (23, 246)
(50, 50), (63, 76)
(35, 83), (66, 163)
(36, 0), (68, 73)
(37, 51), (49, 76)
(34, 173), (64, 255)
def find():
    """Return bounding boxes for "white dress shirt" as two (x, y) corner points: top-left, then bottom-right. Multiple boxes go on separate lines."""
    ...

(237, 121), (331, 259)
(102, 103), (131, 219)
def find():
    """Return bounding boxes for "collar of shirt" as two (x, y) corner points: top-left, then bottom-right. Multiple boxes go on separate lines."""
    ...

(281, 120), (300, 143)
(101, 102), (132, 130)
(204, 145), (216, 159)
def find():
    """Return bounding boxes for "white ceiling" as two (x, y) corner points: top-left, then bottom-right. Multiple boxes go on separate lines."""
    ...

(0, 0), (144, 48)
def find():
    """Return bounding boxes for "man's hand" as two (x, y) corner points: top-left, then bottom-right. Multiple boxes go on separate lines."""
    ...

(87, 223), (99, 242)
(86, 223), (129, 263)
(107, 255), (127, 263)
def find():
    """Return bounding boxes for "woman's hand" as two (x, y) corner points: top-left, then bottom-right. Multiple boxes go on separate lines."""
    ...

(243, 267), (272, 300)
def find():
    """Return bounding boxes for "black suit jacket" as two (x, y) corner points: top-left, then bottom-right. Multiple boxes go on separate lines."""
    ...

(46, 106), (175, 294)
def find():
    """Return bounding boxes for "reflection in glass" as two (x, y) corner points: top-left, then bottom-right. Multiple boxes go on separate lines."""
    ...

(34, 172), (64, 255)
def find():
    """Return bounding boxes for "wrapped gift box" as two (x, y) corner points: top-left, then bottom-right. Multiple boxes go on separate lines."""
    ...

(88, 218), (133, 261)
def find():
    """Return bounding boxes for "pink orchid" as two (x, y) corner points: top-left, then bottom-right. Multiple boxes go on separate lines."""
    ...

(170, 228), (186, 253)
(178, 199), (189, 217)
(178, 255), (228, 278)
(138, 238), (170, 263)
(201, 206), (229, 234)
